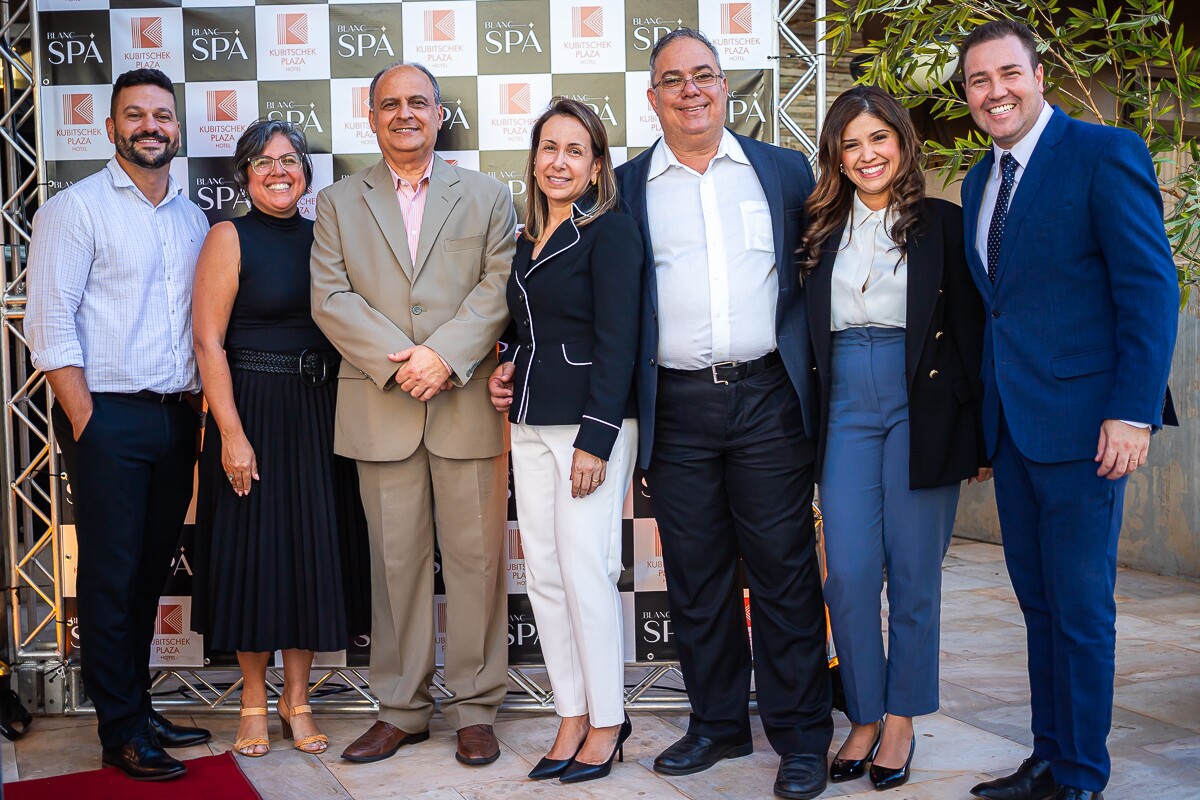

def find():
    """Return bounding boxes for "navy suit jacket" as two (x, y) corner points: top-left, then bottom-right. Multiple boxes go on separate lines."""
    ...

(616, 131), (818, 469)
(961, 108), (1178, 463)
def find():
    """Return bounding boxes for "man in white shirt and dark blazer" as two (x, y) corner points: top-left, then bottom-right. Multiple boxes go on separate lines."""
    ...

(615, 28), (832, 800)
(959, 20), (1178, 800)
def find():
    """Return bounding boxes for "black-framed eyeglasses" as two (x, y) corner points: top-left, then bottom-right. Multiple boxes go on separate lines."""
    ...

(247, 153), (305, 175)
(651, 72), (724, 93)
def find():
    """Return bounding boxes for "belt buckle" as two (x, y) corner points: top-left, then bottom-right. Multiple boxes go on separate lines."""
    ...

(300, 349), (331, 387)
(710, 360), (737, 385)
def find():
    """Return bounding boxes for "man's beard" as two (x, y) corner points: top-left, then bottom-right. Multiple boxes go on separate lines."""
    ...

(115, 130), (180, 169)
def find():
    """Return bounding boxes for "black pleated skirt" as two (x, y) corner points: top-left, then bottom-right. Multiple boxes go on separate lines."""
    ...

(192, 369), (370, 653)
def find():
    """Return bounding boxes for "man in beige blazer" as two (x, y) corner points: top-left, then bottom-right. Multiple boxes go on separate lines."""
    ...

(310, 62), (516, 766)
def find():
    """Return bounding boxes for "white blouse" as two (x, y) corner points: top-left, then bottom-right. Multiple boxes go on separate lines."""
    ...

(830, 194), (907, 331)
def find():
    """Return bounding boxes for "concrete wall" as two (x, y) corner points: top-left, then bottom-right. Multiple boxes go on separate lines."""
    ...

(954, 297), (1200, 580)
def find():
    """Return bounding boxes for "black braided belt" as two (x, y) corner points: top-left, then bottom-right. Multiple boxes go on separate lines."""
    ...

(228, 348), (339, 387)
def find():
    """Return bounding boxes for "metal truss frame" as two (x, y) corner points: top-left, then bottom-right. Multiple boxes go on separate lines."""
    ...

(2, 0), (827, 717)
(777, 0), (827, 158)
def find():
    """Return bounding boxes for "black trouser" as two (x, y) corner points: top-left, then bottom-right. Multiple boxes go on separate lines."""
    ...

(52, 393), (198, 749)
(647, 363), (832, 756)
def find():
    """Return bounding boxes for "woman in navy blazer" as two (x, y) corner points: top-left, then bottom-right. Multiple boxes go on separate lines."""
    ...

(488, 99), (643, 785)
(800, 87), (989, 790)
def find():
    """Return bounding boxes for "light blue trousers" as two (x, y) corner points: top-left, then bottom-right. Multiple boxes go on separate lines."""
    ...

(819, 327), (960, 723)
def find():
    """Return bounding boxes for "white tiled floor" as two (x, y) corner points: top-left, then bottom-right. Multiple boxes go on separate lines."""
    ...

(4, 539), (1198, 799)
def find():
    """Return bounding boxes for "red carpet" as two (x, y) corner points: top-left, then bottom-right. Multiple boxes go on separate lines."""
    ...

(5, 752), (262, 800)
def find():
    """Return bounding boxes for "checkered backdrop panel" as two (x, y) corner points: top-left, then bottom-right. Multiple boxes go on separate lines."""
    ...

(41, 0), (778, 669)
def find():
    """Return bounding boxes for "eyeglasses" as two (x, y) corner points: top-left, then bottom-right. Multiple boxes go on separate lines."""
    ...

(651, 72), (724, 93)
(247, 153), (305, 175)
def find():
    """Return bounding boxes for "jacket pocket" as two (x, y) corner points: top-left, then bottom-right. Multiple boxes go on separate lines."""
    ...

(1050, 347), (1116, 379)
(444, 234), (486, 252)
(561, 342), (593, 366)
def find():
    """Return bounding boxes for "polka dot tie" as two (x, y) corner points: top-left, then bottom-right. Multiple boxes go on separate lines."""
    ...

(987, 152), (1018, 284)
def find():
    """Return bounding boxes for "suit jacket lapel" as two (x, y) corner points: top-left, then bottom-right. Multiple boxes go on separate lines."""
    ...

(413, 157), (461, 279)
(993, 109), (1068, 286)
(806, 224), (841, 382)
(624, 143), (658, 317)
(962, 154), (991, 297)
(363, 159), (415, 280)
(905, 214), (942, 384)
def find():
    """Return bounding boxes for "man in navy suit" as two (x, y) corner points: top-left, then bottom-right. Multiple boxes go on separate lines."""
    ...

(959, 20), (1178, 800)
(615, 28), (831, 800)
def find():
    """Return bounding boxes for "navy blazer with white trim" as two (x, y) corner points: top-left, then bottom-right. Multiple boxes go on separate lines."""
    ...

(501, 205), (644, 459)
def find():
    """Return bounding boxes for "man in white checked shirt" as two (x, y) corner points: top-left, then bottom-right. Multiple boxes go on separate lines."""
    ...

(26, 69), (212, 782)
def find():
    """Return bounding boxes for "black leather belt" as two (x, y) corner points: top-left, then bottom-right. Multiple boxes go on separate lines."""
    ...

(127, 389), (191, 403)
(228, 348), (338, 387)
(662, 351), (782, 384)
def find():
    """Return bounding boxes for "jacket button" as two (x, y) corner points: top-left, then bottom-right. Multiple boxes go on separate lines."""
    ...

(522, 320), (530, 327)
(934, 330), (944, 340)
(938, 288), (944, 295)
(518, 294), (525, 302)
(929, 369), (939, 379)
(992, 310), (1001, 319)
(412, 305), (423, 315)
(649, 358), (656, 366)
(811, 366), (818, 373)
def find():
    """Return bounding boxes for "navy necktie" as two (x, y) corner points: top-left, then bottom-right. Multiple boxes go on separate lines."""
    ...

(987, 152), (1018, 284)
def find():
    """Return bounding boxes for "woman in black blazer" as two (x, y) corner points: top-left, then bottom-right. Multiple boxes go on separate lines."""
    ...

(799, 87), (988, 790)
(488, 99), (642, 785)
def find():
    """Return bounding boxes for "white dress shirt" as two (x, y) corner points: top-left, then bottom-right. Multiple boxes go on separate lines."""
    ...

(973, 101), (1053, 270)
(830, 194), (907, 331)
(646, 129), (777, 369)
(26, 158), (209, 394)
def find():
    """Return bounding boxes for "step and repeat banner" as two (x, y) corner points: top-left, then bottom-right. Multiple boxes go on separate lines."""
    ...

(41, 0), (778, 671)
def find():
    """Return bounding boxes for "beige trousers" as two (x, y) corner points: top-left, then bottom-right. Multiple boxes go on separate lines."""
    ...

(356, 445), (508, 731)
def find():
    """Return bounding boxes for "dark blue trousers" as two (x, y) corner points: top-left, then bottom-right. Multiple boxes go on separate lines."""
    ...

(992, 411), (1125, 792)
(819, 328), (959, 724)
(53, 393), (198, 749)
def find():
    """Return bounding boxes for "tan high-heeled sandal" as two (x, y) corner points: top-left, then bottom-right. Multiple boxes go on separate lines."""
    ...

(278, 696), (329, 754)
(234, 706), (270, 757)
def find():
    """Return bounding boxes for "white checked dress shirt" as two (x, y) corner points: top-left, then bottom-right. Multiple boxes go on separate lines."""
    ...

(830, 194), (907, 331)
(26, 158), (209, 394)
(646, 129), (778, 369)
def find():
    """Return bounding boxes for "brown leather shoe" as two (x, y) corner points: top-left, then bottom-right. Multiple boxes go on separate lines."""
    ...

(455, 724), (500, 765)
(340, 720), (430, 763)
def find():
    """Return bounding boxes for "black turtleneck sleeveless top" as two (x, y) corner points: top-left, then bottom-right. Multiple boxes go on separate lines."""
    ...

(225, 205), (330, 354)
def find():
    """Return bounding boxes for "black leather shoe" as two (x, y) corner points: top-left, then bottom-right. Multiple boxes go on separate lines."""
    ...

(528, 738), (586, 780)
(1053, 788), (1102, 800)
(653, 733), (754, 776)
(869, 735), (914, 791)
(829, 724), (881, 782)
(148, 710), (212, 748)
(971, 757), (1057, 800)
(559, 716), (633, 784)
(102, 731), (187, 781)
(774, 753), (828, 800)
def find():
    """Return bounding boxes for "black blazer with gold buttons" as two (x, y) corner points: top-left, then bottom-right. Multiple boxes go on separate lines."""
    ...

(502, 204), (643, 460)
(806, 197), (987, 489)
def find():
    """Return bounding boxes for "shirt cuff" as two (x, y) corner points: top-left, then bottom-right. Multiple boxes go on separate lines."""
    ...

(1118, 420), (1151, 429)
(30, 342), (85, 373)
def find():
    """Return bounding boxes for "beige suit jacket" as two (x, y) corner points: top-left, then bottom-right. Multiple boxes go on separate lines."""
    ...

(311, 156), (516, 462)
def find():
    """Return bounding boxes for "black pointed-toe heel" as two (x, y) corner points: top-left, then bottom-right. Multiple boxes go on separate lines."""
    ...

(559, 716), (632, 784)
(528, 738), (586, 780)
(869, 735), (914, 791)
(830, 724), (882, 783)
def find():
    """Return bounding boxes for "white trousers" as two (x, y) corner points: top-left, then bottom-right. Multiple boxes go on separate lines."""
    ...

(510, 419), (637, 727)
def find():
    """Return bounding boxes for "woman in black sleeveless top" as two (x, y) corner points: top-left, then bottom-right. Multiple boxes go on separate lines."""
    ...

(191, 119), (368, 758)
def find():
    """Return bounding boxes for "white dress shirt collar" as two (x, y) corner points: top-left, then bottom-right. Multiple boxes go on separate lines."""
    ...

(105, 158), (184, 207)
(648, 128), (748, 181)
